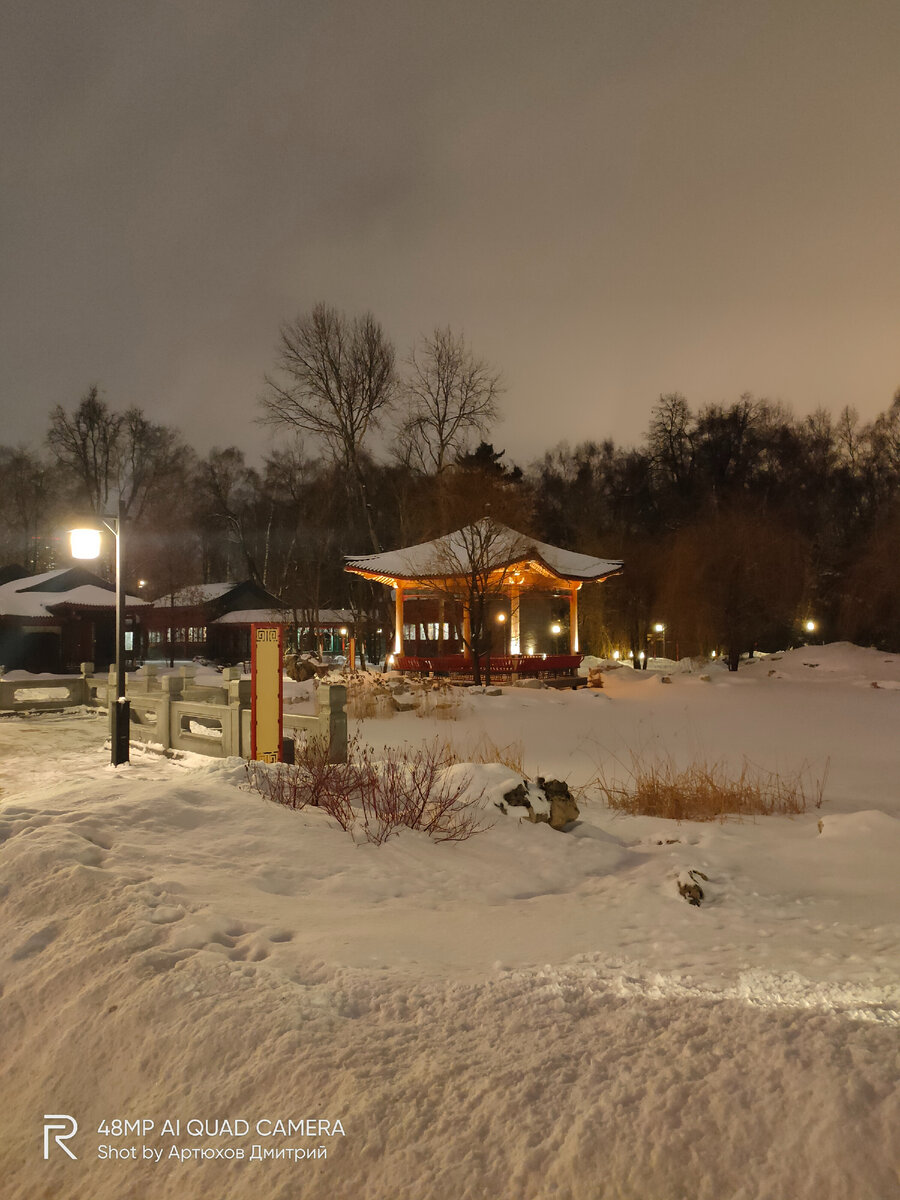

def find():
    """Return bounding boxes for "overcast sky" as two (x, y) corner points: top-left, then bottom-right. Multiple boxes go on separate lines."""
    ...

(2, 0), (898, 468)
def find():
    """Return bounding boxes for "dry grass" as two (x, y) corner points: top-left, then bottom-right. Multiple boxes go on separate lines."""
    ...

(464, 733), (526, 774)
(417, 683), (464, 721)
(345, 676), (396, 720)
(594, 753), (828, 821)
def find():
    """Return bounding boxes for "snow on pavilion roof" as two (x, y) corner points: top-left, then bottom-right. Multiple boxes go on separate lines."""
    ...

(345, 521), (623, 586)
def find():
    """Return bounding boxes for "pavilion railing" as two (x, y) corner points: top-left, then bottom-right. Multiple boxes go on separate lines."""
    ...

(394, 653), (581, 680)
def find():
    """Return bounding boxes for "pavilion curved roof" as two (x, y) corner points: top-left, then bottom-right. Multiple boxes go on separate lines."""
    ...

(345, 521), (623, 587)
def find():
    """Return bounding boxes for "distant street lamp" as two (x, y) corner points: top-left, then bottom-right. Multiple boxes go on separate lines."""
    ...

(805, 619), (816, 633)
(70, 497), (129, 766)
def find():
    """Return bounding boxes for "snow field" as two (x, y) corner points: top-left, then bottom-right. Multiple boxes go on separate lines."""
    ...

(1, 643), (899, 1198)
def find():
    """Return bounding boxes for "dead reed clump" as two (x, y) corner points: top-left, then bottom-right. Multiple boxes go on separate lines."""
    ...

(345, 675), (396, 720)
(594, 754), (828, 821)
(466, 732), (526, 775)
(417, 682), (464, 721)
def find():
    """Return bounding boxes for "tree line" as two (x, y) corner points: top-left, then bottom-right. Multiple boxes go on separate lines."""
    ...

(1, 302), (898, 665)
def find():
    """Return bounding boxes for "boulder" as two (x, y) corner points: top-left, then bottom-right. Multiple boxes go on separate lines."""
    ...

(498, 778), (579, 831)
(284, 654), (319, 682)
(540, 778), (580, 829)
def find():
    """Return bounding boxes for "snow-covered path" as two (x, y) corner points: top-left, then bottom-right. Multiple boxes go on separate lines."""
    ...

(2, 644), (899, 1198)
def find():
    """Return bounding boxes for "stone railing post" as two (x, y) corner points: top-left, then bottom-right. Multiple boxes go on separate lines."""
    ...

(223, 667), (251, 710)
(159, 675), (183, 750)
(318, 683), (348, 764)
(80, 662), (94, 706)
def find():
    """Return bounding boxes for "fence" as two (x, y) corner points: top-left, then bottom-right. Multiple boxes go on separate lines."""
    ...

(0, 662), (348, 763)
(0, 675), (89, 712)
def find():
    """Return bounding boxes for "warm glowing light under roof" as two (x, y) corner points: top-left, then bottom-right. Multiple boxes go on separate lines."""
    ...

(70, 528), (101, 559)
(496, 612), (507, 622)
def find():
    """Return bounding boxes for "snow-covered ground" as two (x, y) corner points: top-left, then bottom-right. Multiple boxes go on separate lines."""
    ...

(1, 643), (899, 1199)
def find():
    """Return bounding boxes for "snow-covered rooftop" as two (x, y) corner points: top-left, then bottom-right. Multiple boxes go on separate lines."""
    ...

(211, 608), (287, 625)
(0, 570), (148, 618)
(153, 582), (237, 606)
(345, 520), (624, 584)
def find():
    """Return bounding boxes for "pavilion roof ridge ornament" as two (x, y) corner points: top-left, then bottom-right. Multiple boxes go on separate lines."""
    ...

(344, 519), (623, 587)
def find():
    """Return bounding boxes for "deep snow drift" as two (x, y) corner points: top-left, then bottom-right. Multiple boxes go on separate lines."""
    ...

(1, 644), (898, 1199)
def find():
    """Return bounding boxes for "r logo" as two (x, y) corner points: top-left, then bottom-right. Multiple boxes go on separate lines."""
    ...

(43, 1114), (78, 1160)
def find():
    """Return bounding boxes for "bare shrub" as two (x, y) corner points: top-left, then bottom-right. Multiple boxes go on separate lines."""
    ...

(594, 754), (828, 821)
(246, 736), (486, 843)
(245, 737), (356, 829)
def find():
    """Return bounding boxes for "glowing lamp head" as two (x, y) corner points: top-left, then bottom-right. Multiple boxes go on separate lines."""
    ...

(550, 622), (562, 635)
(654, 623), (665, 633)
(612, 650), (620, 660)
(339, 627), (348, 636)
(70, 528), (101, 559)
(496, 612), (507, 623)
(805, 620), (816, 633)
(638, 651), (645, 660)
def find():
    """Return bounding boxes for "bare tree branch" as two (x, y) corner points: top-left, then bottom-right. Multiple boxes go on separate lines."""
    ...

(397, 327), (502, 475)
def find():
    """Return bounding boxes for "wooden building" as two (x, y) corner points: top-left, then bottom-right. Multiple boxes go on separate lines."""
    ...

(0, 565), (148, 673)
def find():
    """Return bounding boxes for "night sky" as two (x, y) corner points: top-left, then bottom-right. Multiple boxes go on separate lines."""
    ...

(2, 0), (898, 466)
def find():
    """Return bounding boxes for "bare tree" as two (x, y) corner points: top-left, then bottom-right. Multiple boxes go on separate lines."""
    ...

(397, 327), (502, 475)
(421, 517), (530, 686)
(661, 504), (810, 670)
(47, 386), (191, 520)
(0, 446), (51, 571)
(647, 393), (694, 502)
(262, 303), (397, 551)
(47, 387), (121, 514)
(194, 448), (264, 582)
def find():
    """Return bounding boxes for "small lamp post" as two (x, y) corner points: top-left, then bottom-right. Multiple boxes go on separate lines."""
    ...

(653, 622), (666, 661)
(70, 498), (129, 765)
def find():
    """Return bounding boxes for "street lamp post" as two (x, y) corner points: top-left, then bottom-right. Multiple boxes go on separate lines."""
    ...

(654, 622), (666, 661)
(70, 496), (130, 766)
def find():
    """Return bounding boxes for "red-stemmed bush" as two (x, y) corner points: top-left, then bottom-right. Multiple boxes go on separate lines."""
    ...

(245, 736), (487, 843)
